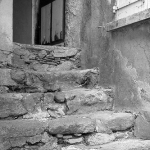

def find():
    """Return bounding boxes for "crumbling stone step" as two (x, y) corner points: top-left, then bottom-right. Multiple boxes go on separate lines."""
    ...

(62, 139), (150, 150)
(0, 87), (113, 119)
(0, 68), (99, 92)
(11, 42), (81, 71)
(0, 112), (134, 138)
(0, 112), (134, 150)
(63, 88), (114, 115)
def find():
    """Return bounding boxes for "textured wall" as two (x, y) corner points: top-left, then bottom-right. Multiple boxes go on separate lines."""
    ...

(0, 0), (13, 64)
(111, 20), (150, 112)
(65, 0), (84, 48)
(65, 0), (115, 76)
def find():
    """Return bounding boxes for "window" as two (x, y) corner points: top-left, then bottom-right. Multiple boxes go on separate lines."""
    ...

(41, 0), (65, 45)
(114, 0), (150, 20)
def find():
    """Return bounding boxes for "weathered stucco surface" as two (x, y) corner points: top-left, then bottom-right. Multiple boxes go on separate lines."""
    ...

(65, 0), (115, 85)
(0, 0), (13, 64)
(65, 0), (84, 48)
(111, 20), (150, 112)
(0, 0), (13, 50)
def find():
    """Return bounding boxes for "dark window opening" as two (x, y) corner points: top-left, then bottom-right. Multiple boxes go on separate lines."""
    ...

(40, 0), (65, 45)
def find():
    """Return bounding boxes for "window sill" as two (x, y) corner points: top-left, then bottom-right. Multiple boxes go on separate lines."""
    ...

(105, 8), (150, 32)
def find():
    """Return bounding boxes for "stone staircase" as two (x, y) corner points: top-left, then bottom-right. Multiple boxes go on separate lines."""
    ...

(0, 43), (150, 150)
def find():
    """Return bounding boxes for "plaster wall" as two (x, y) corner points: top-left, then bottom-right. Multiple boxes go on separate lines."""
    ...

(65, 0), (115, 85)
(111, 20), (150, 112)
(0, 0), (13, 64)
(0, 0), (13, 51)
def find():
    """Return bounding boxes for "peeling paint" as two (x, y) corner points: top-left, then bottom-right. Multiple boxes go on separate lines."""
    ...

(115, 49), (138, 81)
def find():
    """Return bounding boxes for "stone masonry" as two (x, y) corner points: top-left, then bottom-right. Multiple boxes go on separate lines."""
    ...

(0, 43), (150, 150)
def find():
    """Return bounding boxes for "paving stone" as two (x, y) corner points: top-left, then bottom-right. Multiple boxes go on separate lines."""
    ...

(62, 139), (150, 150)
(47, 115), (95, 135)
(85, 133), (115, 146)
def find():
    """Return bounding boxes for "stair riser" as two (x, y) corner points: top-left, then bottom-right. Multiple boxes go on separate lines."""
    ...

(0, 112), (134, 150)
(0, 69), (99, 92)
(0, 88), (114, 120)
(11, 43), (81, 71)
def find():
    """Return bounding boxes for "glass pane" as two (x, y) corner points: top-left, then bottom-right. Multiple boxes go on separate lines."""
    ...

(41, 3), (51, 44)
(52, 0), (64, 42)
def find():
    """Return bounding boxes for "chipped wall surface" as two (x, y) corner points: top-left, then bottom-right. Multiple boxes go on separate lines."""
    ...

(0, 0), (13, 64)
(65, 0), (84, 48)
(65, 0), (150, 113)
(65, 0), (115, 80)
(111, 20), (150, 112)
(0, 0), (13, 51)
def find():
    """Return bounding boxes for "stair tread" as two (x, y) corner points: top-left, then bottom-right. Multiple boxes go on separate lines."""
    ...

(0, 68), (99, 92)
(0, 111), (134, 137)
(62, 139), (150, 150)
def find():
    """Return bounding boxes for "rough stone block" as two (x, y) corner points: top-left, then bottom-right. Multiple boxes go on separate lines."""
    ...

(85, 133), (115, 146)
(47, 115), (95, 135)
(134, 114), (150, 140)
(89, 112), (135, 132)
(0, 69), (17, 86)
(0, 119), (46, 138)
(0, 93), (27, 118)
(65, 88), (113, 115)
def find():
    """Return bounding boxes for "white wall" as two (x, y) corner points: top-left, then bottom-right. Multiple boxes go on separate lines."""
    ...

(0, 0), (13, 51)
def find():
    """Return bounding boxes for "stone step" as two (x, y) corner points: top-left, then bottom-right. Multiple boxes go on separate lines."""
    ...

(0, 87), (113, 119)
(62, 139), (150, 150)
(63, 87), (114, 115)
(0, 68), (99, 92)
(10, 42), (81, 71)
(0, 111), (135, 150)
(0, 111), (134, 138)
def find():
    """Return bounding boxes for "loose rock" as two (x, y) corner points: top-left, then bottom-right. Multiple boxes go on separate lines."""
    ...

(85, 133), (115, 146)
(54, 92), (66, 103)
